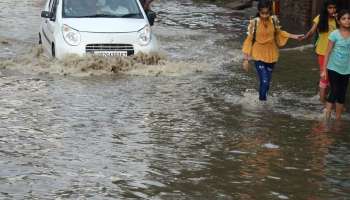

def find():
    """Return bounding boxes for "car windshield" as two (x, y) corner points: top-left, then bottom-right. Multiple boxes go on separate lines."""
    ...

(63, 0), (143, 18)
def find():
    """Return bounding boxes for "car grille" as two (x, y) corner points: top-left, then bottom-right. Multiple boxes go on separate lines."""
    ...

(86, 44), (134, 56)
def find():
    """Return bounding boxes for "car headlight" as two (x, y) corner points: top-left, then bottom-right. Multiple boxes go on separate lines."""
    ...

(62, 24), (81, 46)
(138, 25), (151, 46)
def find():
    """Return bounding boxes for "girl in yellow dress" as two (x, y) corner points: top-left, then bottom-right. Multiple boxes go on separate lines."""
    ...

(242, 0), (303, 101)
(304, 0), (337, 103)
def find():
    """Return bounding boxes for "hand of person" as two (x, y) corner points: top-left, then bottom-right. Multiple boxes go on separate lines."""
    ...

(295, 34), (305, 41)
(243, 60), (250, 72)
(299, 35), (306, 41)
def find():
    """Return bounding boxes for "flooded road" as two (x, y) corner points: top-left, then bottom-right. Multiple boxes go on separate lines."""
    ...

(0, 0), (350, 199)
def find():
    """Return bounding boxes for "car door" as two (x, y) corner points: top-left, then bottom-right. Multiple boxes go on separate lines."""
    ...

(42, 0), (58, 55)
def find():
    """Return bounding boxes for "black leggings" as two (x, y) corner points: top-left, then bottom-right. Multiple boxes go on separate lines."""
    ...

(327, 69), (350, 104)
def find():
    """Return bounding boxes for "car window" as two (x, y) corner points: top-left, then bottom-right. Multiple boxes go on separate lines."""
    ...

(62, 0), (143, 18)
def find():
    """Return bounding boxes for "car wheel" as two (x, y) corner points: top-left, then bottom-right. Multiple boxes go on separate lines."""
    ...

(38, 33), (42, 45)
(51, 43), (56, 58)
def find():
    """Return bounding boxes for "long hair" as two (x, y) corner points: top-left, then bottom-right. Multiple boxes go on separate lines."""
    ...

(318, 0), (337, 33)
(256, 0), (273, 17)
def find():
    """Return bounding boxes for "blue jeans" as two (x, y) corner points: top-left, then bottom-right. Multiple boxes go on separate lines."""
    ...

(255, 61), (275, 101)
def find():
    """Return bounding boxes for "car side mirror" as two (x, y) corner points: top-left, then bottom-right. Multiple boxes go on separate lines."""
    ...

(146, 10), (156, 26)
(41, 11), (53, 19)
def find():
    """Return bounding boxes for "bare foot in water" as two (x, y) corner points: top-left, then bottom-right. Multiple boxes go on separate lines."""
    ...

(323, 108), (332, 121)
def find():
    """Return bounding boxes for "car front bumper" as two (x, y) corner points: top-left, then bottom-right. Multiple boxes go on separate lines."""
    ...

(54, 31), (158, 59)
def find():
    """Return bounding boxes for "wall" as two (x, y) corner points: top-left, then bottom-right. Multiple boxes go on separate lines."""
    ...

(338, 0), (350, 9)
(279, 0), (350, 32)
(279, 0), (313, 32)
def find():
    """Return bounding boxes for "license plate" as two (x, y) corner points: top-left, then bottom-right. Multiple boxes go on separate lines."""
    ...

(94, 51), (128, 57)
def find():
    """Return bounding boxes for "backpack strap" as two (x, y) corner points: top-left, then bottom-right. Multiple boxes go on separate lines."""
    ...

(252, 18), (258, 46)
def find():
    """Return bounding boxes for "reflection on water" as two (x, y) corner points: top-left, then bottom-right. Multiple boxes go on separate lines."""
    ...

(0, 0), (350, 199)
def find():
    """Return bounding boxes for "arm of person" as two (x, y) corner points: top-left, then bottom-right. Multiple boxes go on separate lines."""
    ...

(304, 23), (318, 40)
(242, 20), (255, 72)
(271, 15), (303, 42)
(242, 34), (253, 72)
(288, 33), (305, 40)
(242, 20), (254, 57)
(243, 23), (253, 60)
(321, 40), (335, 79)
(275, 30), (304, 46)
(282, 16), (318, 41)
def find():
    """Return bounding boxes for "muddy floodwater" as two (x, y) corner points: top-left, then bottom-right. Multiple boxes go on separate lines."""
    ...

(0, 0), (350, 199)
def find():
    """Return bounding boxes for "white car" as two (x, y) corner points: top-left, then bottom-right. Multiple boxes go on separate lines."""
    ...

(39, 0), (158, 59)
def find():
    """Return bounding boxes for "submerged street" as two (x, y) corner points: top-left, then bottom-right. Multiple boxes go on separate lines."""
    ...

(0, 0), (349, 199)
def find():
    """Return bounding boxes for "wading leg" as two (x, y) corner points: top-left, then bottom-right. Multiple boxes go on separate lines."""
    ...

(255, 61), (273, 101)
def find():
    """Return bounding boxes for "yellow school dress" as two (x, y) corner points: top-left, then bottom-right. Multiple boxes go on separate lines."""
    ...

(313, 15), (337, 56)
(242, 16), (290, 63)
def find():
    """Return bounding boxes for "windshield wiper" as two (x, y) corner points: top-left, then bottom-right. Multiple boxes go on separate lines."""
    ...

(119, 13), (141, 18)
(73, 13), (141, 18)
(75, 14), (119, 18)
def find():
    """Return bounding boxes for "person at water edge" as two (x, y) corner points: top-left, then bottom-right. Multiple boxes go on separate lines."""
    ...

(140, 0), (154, 11)
(303, 0), (337, 104)
(321, 9), (350, 120)
(242, 0), (303, 101)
